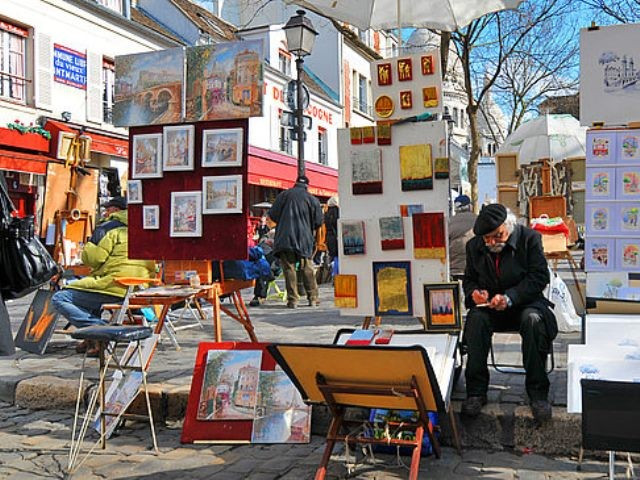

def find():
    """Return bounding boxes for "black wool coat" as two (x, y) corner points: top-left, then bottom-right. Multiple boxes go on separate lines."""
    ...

(268, 183), (323, 259)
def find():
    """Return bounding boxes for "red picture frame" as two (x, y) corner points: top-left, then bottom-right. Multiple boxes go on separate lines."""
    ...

(377, 63), (392, 86)
(397, 59), (413, 81)
(421, 55), (434, 75)
(400, 91), (413, 109)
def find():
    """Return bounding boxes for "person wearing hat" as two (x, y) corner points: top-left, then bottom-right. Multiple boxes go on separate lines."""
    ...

(52, 196), (156, 355)
(268, 176), (324, 308)
(448, 194), (477, 279)
(461, 203), (557, 424)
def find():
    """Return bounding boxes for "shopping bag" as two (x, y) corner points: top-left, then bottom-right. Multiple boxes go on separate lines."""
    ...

(545, 268), (580, 332)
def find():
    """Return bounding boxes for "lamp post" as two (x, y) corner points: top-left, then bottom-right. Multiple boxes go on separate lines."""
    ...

(284, 10), (317, 180)
(442, 112), (455, 213)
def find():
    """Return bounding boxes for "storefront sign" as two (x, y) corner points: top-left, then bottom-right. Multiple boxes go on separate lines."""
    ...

(53, 44), (87, 90)
(269, 83), (334, 126)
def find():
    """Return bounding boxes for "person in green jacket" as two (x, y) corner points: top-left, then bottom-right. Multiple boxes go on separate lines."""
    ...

(52, 196), (156, 335)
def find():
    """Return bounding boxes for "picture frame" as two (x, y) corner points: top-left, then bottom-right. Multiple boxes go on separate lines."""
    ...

(400, 144), (433, 191)
(379, 216), (405, 250)
(163, 124), (194, 171)
(400, 90), (413, 109)
(202, 128), (243, 167)
(142, 205), (160, 230)
(617, 238), (640, 271)
(127, 179), (142, 204)
(351, 149), (383, 194)
(412, 212), (446, 259)
(586, 131), (616, 164)
(585, 237), (614, 271)
(334, 274), (357, 308)
(619, 131), (640, 161)
(377, 63), (392, 86)
(132, 133), (163, 179)
(586, 167), (615, 200)
(423, 282), (461, 332)
(372, 261), (412, 316)
(341, 220), (366, 255)
(586, 204), (612, 234)
(617, 203), (640, 235)
(616, 167), (640, 199)
(14, 289), (59, 355)
(421, 55), (434, 75)
(202, 174), (243, 214)
(422, 86), (438, 108)
(170, 191), (202, 237)
(397, 58), (412, 81)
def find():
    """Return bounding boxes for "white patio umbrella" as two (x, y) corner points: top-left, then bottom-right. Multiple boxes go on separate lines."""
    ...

(285, 0), (523, 31)
(496, 114), (587, 166)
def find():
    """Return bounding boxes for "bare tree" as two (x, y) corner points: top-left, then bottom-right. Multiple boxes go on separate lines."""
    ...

(579, 0), (640, 23)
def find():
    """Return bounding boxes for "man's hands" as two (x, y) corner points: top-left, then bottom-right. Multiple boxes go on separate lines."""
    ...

(472, 289), (489, 305)
(472, 289), (508, 311)
(489, 294), (508, 311)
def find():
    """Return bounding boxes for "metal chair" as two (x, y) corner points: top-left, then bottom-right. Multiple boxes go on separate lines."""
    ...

(489, 326), (555, 374)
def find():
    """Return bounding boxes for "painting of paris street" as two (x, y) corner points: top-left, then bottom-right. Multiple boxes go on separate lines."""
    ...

(251, 370), (311, 443)
(114, 48), (184, 126)
(197, 350), (262, 421)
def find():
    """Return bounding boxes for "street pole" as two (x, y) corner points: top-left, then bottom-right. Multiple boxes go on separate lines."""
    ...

(296, 56), (305, 179)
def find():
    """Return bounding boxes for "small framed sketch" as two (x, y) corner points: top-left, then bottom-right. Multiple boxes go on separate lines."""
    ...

(585, 237), (614, 271)
(618, 203), (640, 235)
(202, 175), (242, 214)
(586, 131), (616, 164)
(143, 205), (160, 230)
(619, 132), (640, 161)
(616, 167), (640, 199)
(170, 191), (202, 237)
(163, 125), (194, 171)
(617, 238), (640, 271)
(127, 180), (142, 204)
(586, 204), (612, 234)
(586, 167), (615, 200)
(423, 282), (461, 332)
(202, 128), (243, 167)
(132, 133), (163, 179)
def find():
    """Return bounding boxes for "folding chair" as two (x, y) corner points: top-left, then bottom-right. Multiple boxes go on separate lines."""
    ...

(489, 326), (555, 374)
(266, 274), (287, 302)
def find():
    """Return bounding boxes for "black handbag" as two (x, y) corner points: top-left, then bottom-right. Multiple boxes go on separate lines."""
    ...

(0, 175), (60, 300)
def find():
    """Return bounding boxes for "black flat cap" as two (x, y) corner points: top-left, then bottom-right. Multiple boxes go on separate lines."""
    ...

(104, 196), (127, 210)
(473, 203), (507, 235)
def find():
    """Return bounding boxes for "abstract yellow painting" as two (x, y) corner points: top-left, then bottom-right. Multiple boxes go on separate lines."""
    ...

(334, 274), (357, 308)
(399, 144), (432, 191)
(373, 262), (412, 316)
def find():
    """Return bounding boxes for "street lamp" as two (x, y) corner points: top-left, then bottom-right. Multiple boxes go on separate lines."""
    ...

(284, 9), (317, 179)
(442, 112), (455, 212)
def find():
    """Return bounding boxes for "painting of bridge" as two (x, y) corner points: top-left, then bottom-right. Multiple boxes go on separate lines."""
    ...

(114, 47), (184, 127)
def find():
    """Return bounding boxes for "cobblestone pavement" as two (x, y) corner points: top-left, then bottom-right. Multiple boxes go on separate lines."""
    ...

(0, 400), (619, 480)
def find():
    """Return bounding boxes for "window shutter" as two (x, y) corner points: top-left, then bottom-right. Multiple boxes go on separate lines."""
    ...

(86, 51), (103, 124)
(34, 31), (53, 110)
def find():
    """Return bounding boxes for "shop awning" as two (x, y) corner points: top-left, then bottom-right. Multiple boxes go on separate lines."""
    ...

(0, 149), (49, 175)
(45, 120), (129, 158)
(248, 146), (338, 198)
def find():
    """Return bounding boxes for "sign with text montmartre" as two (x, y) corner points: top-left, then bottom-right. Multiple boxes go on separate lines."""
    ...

(53, 44), (87, 90)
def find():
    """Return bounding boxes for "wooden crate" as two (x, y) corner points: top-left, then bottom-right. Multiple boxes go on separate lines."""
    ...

(529, 195), (566, 219)
(163, 260), (212, 284)
(541, 233), (567, 253)
(497, 187), (518, 214)
(496, 153), (519, 185)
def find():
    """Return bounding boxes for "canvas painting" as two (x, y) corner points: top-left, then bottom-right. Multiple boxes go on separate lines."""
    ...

(585, 237), (614, 271)
(400, 91), (412, 109)
(584, 315), (640, 347)
(617, 238), (640, 271)
(423, 282), (461, 331)
(586, 205), (611, 233)
(361, 126), (375, 144)
(185, 40), (263, 121)
(413, 212), (446, 260)
(170, 191), (202, 237)
(202, 175), (242, 214)
(434, 157), (449, 179)
(400, 144), (432, 191)
(586, 131), (616, 164)
(351, 150), (383, 194)
(114, 48), (184, 127)
(376, 122), (391, 145)
(341, 220), (365, 255)
(618, 203), (640, 234)
(586, 167), (614, 200)
(373, 261), (412, 316)
(617, 168), (640, 199)
(251, 370), (312, 443)
(399, 204), (424, 217)
(334, 274), (357, 308)
(350, 127), (362, 145)
(93, 370), (143, 438)
(422, 87), (438, 108)
(163, 125), (194, 171)
(421, 55), (434, 75)
(143, 205), (160, 230)
(127, 180), (142, 204)
(585, 272), (629, 299)
(197, 349), (262, 421)
(377, 63), (392, 86)
(620, 132), (640, 161)
(379, 216), (405, 250)
(132, 134), (163, 179)
(202, 128), (243, 167)
(397, 58), (412, 81)
(14, 289), (59, 355)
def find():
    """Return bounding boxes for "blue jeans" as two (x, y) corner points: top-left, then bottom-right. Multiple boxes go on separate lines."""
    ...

(51, 288), (122, 329)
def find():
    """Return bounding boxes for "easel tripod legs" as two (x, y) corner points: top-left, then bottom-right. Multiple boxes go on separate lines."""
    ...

(314, 410), (344, 480)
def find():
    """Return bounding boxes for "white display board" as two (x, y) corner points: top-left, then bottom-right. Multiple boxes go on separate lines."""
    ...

(337, 121), (449, 318)
(370, 49), (443, 121)
(580, 24), (640, 127)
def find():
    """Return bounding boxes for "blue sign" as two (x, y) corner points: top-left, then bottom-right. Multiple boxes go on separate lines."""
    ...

(53, 44), (86, 90)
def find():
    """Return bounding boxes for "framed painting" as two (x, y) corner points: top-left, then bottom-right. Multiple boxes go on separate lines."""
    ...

(372, 261), (412, 316)
(351, 149), (383, 194)
(376, 122), (391, 146)
(421, 55), (434, 75)
(422, 87), (438, 108)
(619, 131), (640, 161)
(585, 237), (614, 271)
(586, 131), (616, 164)
(14, 289), (59, 355)
(132, 133), (163, 179)
(434, 157), (449, 179)
(334, 274), (357, 308)
(397, 58), (412, 81)
(379, 216), (405, 250)
(617, 238), (640, 271)
(400, 144), (432, 191)
(585, 167), (615, 200)
(143, 205), (160, 230)
(127, 179), (142, 204)
(341, 220), (365, 255)
(163, 124), (194, 171)
(616, 167), (640, 199)
(170, 191), (202, 237)
(413, 212), (446, 260)
(377, 63), (392, 86)
(617, 203), (640, 235)
(399, 204), (424, 217)
(202, 128), (243, 167)
(350, 127), (362, 145)
(202, 174), (242, 214)
(400, 91), (413, 109)
(586, 204), (612, 234)
(423, 282), (461, 332)
(361, 126), (375, 144)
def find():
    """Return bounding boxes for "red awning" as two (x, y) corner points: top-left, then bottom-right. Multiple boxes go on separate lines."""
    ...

(45, 120), (129, 158)
(247, 146), (337, 198)
(0, 149), (49, 175)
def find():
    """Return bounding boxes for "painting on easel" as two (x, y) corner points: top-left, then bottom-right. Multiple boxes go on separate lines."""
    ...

(14, 289), (59, 355)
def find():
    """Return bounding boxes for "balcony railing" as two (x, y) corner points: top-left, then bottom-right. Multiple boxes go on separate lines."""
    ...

(0, 71), (28, 103)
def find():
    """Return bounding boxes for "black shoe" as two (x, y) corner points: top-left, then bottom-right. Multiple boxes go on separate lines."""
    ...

(461, 396), (487, 417)
(530, 399), (552, 425)
(286, 302), (297, 309)
(249, 297), (262, 307)
(308, 299), (320, 307)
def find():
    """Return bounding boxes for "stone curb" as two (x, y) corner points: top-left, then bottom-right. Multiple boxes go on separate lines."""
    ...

(11, 375), (582, 456)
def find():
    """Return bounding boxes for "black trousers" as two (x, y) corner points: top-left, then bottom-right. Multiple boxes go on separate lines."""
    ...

(463, 306), (551, 402)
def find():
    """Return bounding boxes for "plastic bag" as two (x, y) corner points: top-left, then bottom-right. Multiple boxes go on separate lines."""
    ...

(545, 268), (580, 332)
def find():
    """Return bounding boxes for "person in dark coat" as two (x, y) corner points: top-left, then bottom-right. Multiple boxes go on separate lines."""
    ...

(448, 194), (476, 279)
(268, 176), (323, 308)
(461, 203), (557, 424)
(324, 196), (339, 270)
